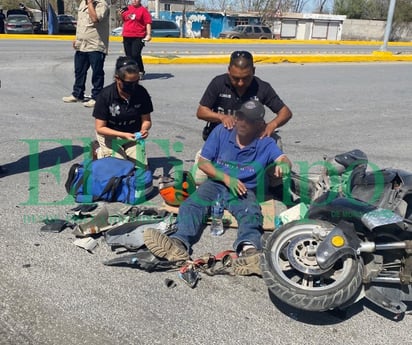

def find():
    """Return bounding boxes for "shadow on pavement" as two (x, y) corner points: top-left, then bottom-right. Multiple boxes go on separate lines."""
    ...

(148, 156), (183, 179)
(266, 289), (364, 324)
(267, 289), (412, 323)
(1, 145), (85, 178)
(143, 73), (174, 80)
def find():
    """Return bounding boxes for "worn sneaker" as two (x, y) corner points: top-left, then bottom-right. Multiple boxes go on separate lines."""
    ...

(83, 99), (96, 108)
(143, 228), (189, 262)
(62, 95), (80, 103)
(233, 247), (262, 276)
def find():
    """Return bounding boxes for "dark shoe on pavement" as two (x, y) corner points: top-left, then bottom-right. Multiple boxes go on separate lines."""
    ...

(233, 247), (262, 276)
(143, 228), (189, 262)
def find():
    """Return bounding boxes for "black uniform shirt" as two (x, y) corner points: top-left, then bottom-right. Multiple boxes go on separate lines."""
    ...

(93, 82), (153, 133)
(199, 73), (285, 119)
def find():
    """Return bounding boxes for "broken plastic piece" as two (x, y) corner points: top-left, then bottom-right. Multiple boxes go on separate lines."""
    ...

(179, 268), (200, 288)
(70, 203), (98, 213)
(73, 237), (98, 253)
(40, 219), (75, 233)
(72, 206), (111, 237)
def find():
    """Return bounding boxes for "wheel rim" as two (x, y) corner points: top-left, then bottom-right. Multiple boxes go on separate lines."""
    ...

(270, 223), (356, 291)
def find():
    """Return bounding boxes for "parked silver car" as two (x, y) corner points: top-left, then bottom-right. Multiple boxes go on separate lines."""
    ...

(5, 14), (33, 34)
(111, 19), (180, 37)
(219, 24), (273, 39)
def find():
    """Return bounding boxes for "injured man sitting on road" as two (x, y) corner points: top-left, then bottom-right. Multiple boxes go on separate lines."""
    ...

(144, 100), (291, 276)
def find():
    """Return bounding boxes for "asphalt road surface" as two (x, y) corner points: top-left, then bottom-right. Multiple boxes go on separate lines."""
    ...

(1, 40), (412, 345)
(2, 38), (412, 57)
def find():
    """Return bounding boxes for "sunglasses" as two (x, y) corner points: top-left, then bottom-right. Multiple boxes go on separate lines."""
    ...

(120, 79), (139, 86)
(235, 114), (259, 124)
(230, 51), (253, 61)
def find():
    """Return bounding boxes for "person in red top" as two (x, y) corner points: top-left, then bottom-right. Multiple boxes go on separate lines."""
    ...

(119, 0), (152, 79)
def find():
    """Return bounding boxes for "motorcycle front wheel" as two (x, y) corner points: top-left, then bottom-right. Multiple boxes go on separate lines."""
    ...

(261, 220), (363, 312)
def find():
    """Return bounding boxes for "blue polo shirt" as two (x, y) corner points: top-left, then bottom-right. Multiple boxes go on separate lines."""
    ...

(200, 124), (284, 189)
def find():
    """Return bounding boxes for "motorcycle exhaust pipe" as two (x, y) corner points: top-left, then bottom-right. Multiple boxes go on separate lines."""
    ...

(371, 276), (400, 283)
(360, 242), (410, 252)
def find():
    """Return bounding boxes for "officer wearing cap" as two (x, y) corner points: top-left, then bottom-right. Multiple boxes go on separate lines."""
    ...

(144, 100), (291, 276)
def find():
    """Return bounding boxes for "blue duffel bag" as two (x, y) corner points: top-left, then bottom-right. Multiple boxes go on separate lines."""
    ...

(65, 157), (153, 204)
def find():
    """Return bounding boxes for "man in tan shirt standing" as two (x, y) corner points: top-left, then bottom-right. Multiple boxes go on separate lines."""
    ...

(63, 0), (110, 108)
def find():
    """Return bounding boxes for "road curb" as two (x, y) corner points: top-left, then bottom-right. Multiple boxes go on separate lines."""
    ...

(2, 34), (412, 46)
(142, 52), (412, 64)
(2, 35), (412, 63)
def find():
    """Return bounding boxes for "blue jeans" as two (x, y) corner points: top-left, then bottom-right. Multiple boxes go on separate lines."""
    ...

(172, 180), (263, 253)
(73, 51), (106, 100)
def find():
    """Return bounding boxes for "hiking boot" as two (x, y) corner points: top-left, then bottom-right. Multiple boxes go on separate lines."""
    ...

(62, 95), (80, 103)
(143, 228), (189, 262)
(83, 99), (96, 108)
(233, 247), (262, 276)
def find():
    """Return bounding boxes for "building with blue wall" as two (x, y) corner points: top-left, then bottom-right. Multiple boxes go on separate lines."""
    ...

(154, 11), (263, 38)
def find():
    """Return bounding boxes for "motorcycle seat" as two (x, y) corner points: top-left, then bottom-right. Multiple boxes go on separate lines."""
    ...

(335, 149), (368, 168)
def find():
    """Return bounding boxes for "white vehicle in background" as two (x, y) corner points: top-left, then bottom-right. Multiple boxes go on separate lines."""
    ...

(111, 19), (180, 37)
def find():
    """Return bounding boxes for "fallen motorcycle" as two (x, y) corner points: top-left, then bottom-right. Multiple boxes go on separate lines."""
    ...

(261, 149), (412, 316)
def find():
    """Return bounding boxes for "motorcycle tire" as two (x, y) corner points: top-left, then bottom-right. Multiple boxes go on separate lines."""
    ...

(261, 220), (363, 312)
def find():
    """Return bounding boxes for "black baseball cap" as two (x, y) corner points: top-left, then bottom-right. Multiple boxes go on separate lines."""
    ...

(236, 100), (265, 121)
(115, 56), (138, 71)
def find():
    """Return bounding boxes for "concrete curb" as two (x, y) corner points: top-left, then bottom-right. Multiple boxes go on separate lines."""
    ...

(2, 34), (412, 46)
(2, 34), (412, 63)
(143, 52), (412, 64)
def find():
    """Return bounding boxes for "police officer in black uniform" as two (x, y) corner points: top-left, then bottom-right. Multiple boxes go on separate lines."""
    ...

(197, 50), (292, 141)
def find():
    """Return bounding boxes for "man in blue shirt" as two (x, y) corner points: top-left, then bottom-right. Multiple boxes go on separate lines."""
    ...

(144, 100), (291, 276)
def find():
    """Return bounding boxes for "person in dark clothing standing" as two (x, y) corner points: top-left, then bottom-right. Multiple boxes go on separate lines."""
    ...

(119, 0), (152, 79)
(0, 8), (6, 34)
(62, 0), (110, 108)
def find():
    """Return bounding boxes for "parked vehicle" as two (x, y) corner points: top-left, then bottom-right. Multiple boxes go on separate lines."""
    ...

(6, 8), (41, 33)
(219, 24), (273, 39)
(111, 26), (122, 36)
(5, 14), (33, 34)
(262, 149), (412, 317)
(111, 19), (180, 37)
(151, 19), (179, 37)
(57, 14), (76, 34)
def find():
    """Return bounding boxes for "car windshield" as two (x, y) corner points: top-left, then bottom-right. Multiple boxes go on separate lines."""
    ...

(8, 16), (30, 23)
(59, 15), (75, 22)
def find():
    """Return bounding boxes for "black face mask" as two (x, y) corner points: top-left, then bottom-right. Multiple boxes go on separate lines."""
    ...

(121, 80), (138, 94)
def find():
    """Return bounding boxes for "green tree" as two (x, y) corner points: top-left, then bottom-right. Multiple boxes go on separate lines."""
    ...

(334, 0), (412, 40)
(333, 0), (367, 19)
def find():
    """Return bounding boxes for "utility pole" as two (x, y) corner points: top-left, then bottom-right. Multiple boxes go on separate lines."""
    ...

(380, 0), (396, 51)
(181, 0), (186, 38)
(154, 0), (159, 19)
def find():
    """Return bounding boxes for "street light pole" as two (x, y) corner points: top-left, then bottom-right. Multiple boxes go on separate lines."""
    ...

(181, 0), (186, 38)
(380, 0), (397, 51)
